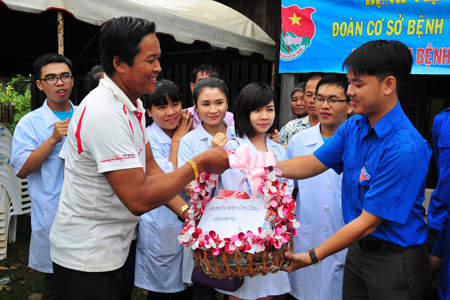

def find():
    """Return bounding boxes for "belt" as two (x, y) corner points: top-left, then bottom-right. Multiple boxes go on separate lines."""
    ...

(357, 240), (405, 253)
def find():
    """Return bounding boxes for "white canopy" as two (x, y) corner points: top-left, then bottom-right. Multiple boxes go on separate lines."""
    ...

(3, 0), (276, 61)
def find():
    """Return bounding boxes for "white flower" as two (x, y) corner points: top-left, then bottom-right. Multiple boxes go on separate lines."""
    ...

(255, 244), (265, 252)
(277, 206), (284, 218)
(267, 172), (276, 181)
(182, 234), (191, 243)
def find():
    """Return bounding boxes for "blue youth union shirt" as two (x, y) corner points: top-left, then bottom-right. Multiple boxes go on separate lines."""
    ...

(428, 108), (450, 232)
(314, 102), (432, 247)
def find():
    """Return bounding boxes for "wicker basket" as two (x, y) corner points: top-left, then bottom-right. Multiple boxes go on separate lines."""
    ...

(193, 240), (293, 279)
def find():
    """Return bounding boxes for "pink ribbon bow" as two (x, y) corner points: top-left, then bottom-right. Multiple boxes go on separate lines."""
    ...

(228, 144), (277, 199)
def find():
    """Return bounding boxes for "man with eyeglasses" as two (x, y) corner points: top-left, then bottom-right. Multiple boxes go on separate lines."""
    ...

(286, 74), (352, 300)
(279, 40), (431, 300)
(11, 53), (76, 300)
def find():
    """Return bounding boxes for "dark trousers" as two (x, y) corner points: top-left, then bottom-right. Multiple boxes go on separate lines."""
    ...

(44, 272), (56, 300)
(53, 262), (123, 300)
(425, 228), (440, 256)
(146, 289), (191, 300)
(343, 243), (429, 300)
(423, 228), (441, 300)
(192, 284), (216, 300)
(120, 239), (137, 300)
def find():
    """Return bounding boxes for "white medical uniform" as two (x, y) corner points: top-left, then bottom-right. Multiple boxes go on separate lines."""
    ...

(286, 124), (347, 300)
(11, 100), (75, 273)
(134, 122), (187, 293)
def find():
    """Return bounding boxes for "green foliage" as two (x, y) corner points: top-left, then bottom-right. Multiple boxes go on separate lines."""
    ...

(0, 75), (31, 134)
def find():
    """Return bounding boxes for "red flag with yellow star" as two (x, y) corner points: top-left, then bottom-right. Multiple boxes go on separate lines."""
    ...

(281, 5), (316, 40)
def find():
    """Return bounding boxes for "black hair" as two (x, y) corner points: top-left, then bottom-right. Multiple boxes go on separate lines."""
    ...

(342, 40), (412, 95)
(143, 80), (181, 109)
(316, 74), (350, 101)
(84, 65), (105, 93)
(290, 82), (305, 99)
(100, 16), (156, 76)
(305, 74), (324, 89)
(190, 64), (217, 84)
(208, 72), (224, 81)
(234, 82), (277, 138)
(192, 77), (229, 107)
(33, 53), (73, 79)
(142, 80), (181, 126)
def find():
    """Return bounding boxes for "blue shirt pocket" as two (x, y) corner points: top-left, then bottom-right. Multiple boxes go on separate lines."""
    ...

(438, 138), (450, 166)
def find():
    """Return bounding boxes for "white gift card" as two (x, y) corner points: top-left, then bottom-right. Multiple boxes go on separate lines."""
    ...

(198, 198), (268, 239)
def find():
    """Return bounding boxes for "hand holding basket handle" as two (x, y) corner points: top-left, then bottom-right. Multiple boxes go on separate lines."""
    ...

(191, 147), (230, 176)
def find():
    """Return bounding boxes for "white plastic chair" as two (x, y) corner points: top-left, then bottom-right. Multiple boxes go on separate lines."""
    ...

(0, 185), (11, 259)
(0, 141), (11, 160)
(0, 160), (31, 216)
(0, 124), (13, 142)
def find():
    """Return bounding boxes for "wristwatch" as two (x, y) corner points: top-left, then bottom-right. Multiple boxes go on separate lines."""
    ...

(308, 248), (322, 265)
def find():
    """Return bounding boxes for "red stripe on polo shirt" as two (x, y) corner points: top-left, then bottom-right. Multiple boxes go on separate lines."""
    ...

(129, 120), (134, 135)
(135, 112), (145, 144)
(76, 107), (87, 154)
(123, 105), (127, 115)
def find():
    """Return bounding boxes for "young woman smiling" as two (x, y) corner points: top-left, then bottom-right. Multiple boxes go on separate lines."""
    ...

(220, 82), (293, 300)
(135, 80), (192, 300)
(178, 77), (249, 300)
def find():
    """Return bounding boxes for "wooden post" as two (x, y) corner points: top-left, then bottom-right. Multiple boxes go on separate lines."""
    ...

(271, 62), (276, 91)
(279, 73), (296, 128)
(57, 11), (64, 55)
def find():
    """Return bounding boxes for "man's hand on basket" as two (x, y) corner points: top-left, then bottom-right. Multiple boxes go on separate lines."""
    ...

(194, 147), (230, 175)
(284, 251), (311, 272)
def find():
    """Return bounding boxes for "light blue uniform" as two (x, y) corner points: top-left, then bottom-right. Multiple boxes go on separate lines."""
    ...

(134, 122), (187, 292)
(217, 134), (292, 300)
(286, 124), (347, 300)
(178, 123), (249, 284)
(11, 100), (75, 273)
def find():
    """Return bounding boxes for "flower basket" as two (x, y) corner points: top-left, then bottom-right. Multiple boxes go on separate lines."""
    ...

(179, 146), (299, 279)
(193, 239), (293, 279)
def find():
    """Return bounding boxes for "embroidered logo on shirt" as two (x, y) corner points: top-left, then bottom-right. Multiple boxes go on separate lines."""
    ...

(100, 154), (136, 163)
(359, 166), (371, 182)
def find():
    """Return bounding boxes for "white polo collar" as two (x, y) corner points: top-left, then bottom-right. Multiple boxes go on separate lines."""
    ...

(100, 75), (144, 112)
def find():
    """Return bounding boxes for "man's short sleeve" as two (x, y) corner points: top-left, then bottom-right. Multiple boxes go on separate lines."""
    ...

(11, 116), (39, 174)
(81, 106), (144, 174)
(59, 140), (67, 161)
(279, 123), (290, 148)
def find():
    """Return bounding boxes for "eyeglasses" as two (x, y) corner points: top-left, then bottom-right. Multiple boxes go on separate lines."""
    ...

(314, 97), (349, 105)
(40, 75), (73, 85)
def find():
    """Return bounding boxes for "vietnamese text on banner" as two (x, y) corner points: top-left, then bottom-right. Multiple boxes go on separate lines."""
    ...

(279, 0), (450, 74)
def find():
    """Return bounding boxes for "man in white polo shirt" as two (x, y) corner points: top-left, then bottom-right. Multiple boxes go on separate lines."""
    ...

(49, 16), (229, 300)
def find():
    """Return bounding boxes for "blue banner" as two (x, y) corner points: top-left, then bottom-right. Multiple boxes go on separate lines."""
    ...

(279, 0), (450, 74)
